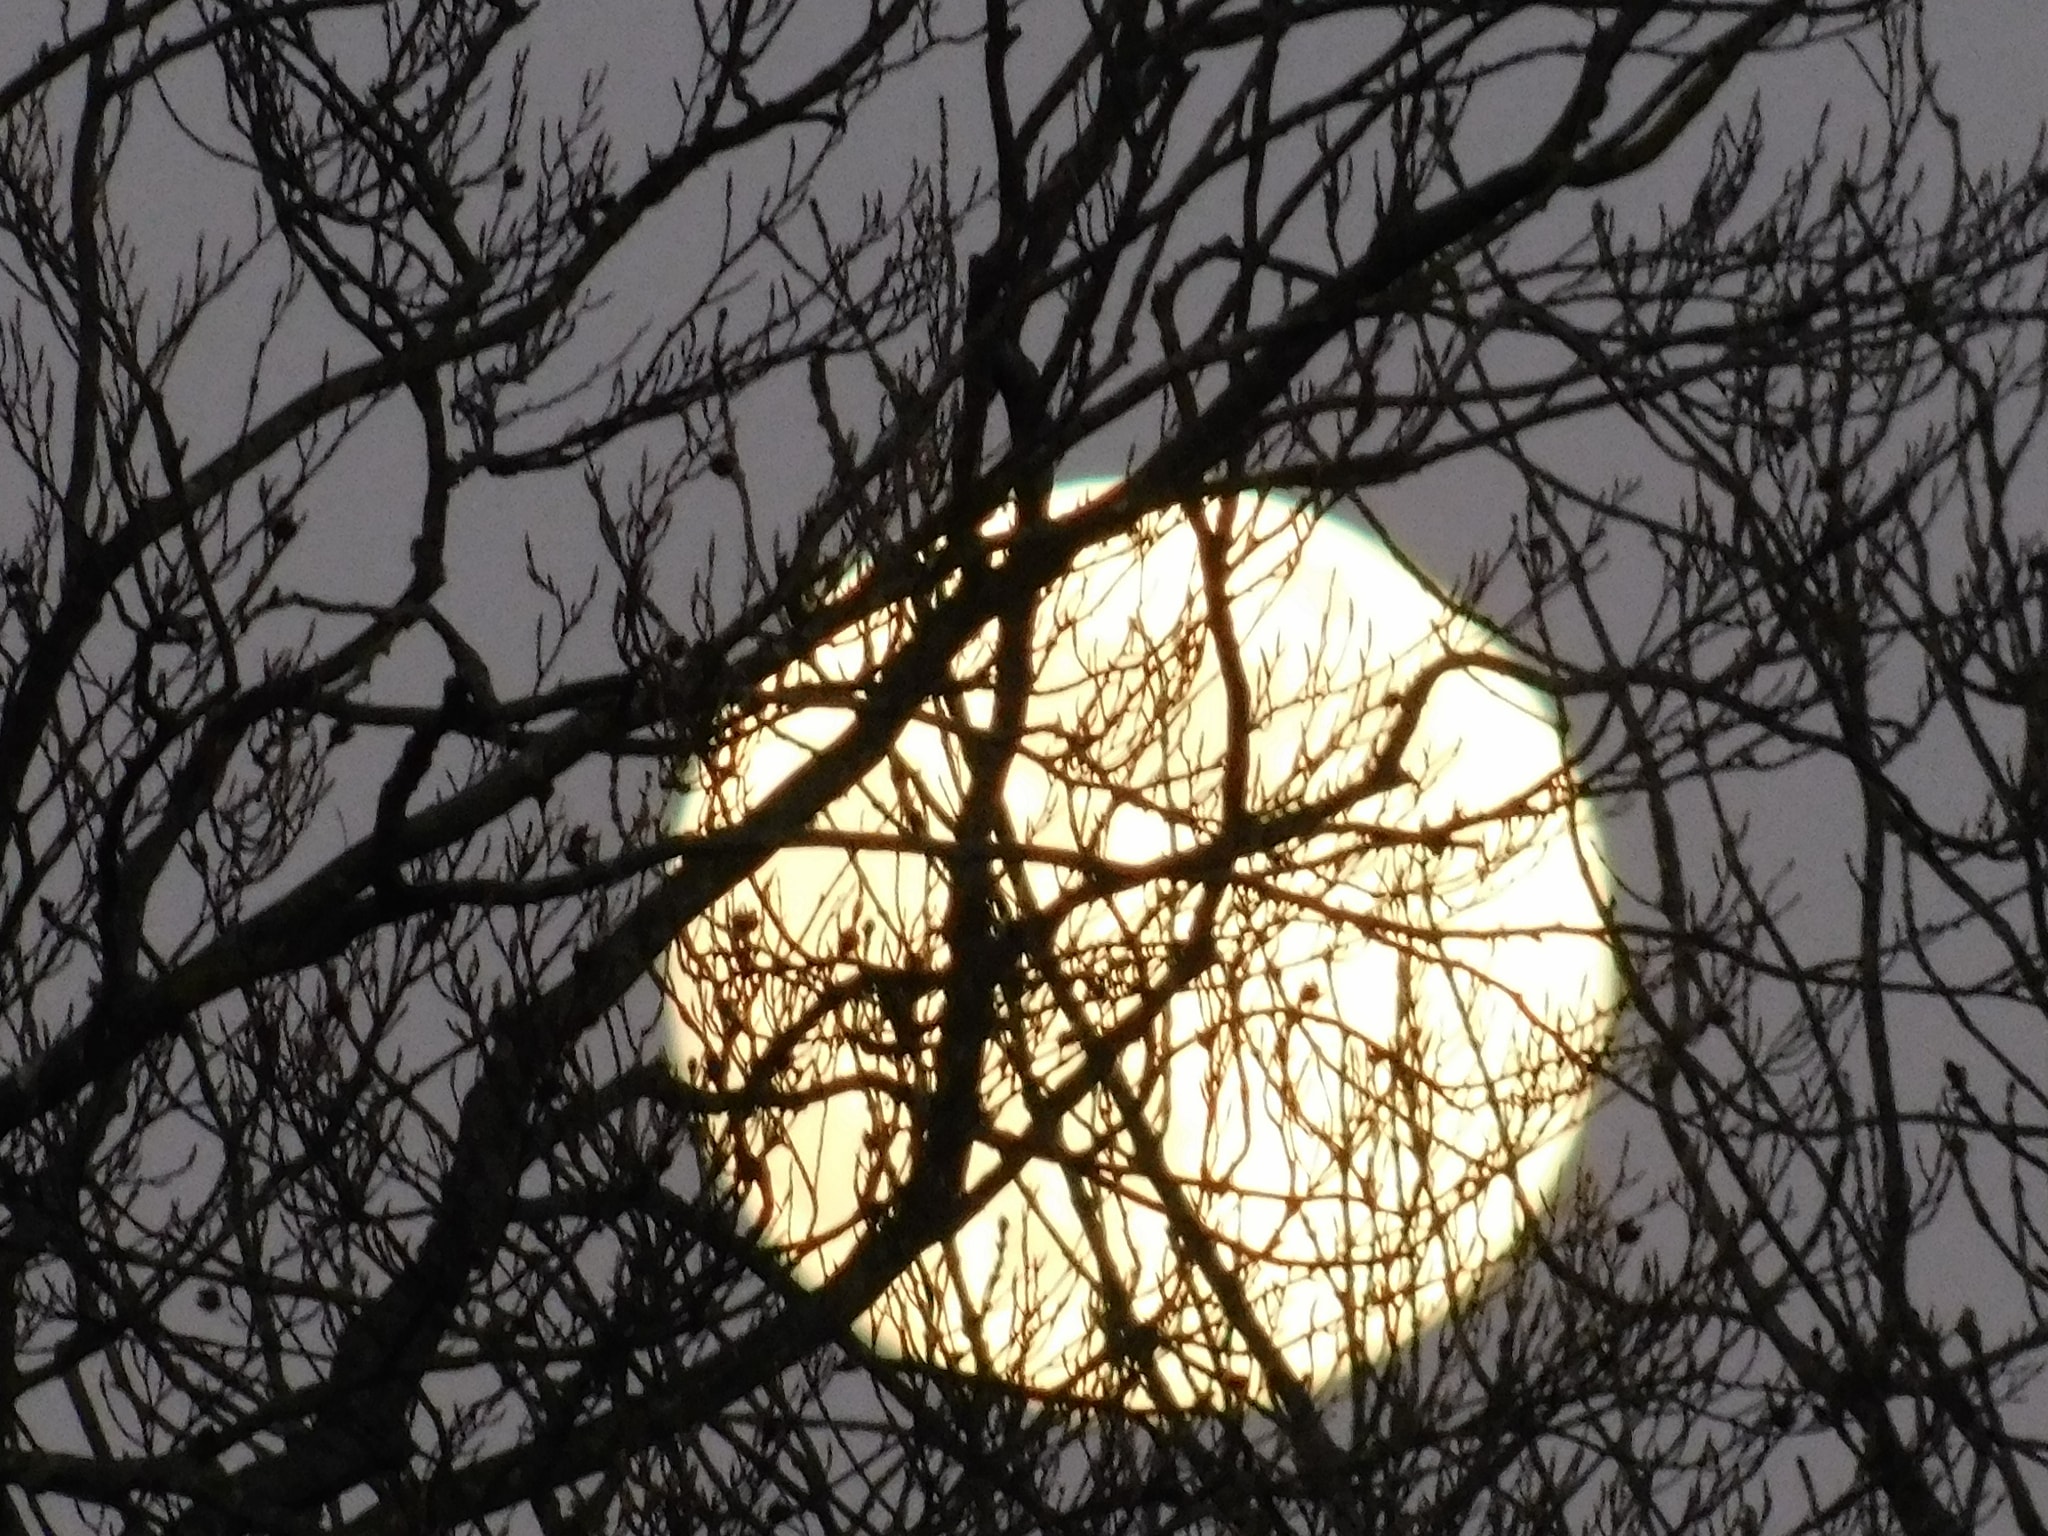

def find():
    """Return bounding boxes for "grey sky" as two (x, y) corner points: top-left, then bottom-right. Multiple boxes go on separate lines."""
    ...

(7, 1), (2048, 1526)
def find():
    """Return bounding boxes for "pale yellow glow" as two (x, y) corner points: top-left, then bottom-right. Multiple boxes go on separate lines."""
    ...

(662, 480), (1617, 1411)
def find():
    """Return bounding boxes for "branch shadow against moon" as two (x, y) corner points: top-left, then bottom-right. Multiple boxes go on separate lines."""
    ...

(659, 478), (1621, 1414)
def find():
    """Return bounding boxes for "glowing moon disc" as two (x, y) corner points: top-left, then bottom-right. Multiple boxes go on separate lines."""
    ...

(663, 481), (1617, 1410)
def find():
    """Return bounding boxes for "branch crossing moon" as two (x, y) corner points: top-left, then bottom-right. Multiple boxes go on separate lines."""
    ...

(663, 480), (1619, 1410)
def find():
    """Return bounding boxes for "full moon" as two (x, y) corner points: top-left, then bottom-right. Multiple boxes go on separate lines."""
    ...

(662, 480), (1617, 1411)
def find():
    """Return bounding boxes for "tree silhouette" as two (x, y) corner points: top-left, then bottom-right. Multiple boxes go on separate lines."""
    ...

(3, 3), (2046, 1534)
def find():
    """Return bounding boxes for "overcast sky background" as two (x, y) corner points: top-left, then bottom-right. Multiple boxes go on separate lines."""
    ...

(10, 0), (2048, 1479)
